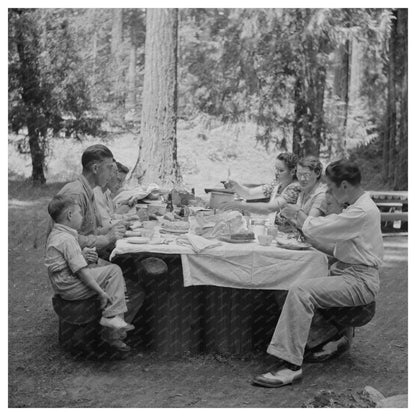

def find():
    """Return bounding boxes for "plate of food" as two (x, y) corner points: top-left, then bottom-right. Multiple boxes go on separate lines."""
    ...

(275, 237), (312, 250)
(160, 228), (189, 234)
(219, 236), (254, 244)
(160, 220), (190, 234)
(219, 232), (255, 244)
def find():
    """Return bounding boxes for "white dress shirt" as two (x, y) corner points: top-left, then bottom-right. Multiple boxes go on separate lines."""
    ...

(302, 192), (384, 267)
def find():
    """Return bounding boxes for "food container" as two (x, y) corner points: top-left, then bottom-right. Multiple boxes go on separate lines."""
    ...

(136, 204), (149, 221)
(142, 221), (157, 229)
(251, 218), (267, 237)
(257, 234), (273, 246)
(266, 225), (279, 239)
(208, 191), (235, 209)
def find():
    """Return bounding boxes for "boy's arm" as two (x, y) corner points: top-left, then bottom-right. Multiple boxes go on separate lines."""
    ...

(60, 236), (111, 308)
(76, 267), (111, 309)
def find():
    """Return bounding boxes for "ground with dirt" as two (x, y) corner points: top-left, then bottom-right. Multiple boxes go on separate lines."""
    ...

(8, 179), (407, 407)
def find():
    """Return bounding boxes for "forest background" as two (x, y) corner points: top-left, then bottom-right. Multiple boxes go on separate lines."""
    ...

(8, 7), (408, 193)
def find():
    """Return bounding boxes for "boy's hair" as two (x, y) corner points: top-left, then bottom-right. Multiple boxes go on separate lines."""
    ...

(48, 195), (78, 223)
(276, 152), (298, 178)
(115, 161), (129, 174)
(81, 144), (114, 170)
(325, 159), (362, 187)
(298, 156), (323, 180)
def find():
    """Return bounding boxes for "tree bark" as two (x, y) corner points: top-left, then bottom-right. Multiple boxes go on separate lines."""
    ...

(397, 8), (408, 190)
(383, 10), (398, 185)
(292, 77), (304, 157)
(349, 38), (362, 103)
(111, 8), (124, 106)
(125, 25), (137, 111)
(27, 115), (46, 184)
(292, 39), (326, 158)
(333, 41), (350, 157)
(129, 8), (181, 187)
(13, 9), (46, 184)
(111, 8), (123, 55)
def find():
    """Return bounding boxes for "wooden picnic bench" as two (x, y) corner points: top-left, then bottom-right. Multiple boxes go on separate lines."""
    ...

(369, 191), (408, 231)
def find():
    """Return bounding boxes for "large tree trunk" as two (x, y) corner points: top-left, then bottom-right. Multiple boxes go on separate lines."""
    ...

(383, 10), (398, 185)
(111, 8), (123, 55)
(292, 77), (303, 157)
(27, 115), (46, 184)
(14, 9), (46, 184)
(129, 8), (181, 187)
(349, 38), (362, 103)
(292, 44), (326, 158)
(91, 10), (98, 98)
(332, 41), (350, 158)
(396, 8), (408, 190)
(125, 25), (137, 111)
(111, 8), (124, 106)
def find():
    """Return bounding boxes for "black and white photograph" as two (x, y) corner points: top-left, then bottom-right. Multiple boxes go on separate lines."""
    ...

(7, 2), (409, 409)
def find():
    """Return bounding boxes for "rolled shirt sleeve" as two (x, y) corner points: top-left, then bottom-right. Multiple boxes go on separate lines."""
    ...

(302, 207), (367, 260)
(61, 237), (88, 274)
(303, 208), (365, 243)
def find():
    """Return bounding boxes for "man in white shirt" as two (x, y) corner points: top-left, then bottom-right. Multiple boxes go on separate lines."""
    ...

(252, 159), (384, 388)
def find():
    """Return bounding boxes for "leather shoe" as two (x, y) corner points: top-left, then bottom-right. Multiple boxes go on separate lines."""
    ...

(252, 367), (302, 388)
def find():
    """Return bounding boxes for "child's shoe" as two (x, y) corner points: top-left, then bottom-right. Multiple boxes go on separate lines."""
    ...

(100, 315), (129, 330)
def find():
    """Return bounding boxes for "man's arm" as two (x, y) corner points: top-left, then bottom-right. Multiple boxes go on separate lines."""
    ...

(78, 233), (111, 250)
(281, 205), (366, 252)
(301, 209), (365, 244)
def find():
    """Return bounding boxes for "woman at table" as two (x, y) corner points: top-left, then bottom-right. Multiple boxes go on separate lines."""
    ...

(293, 155), (328, 218)
(219, 152), (301, 224)
(252, 159), (383, 388)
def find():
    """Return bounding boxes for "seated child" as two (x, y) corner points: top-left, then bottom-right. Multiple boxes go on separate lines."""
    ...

(45, 194), (133, 339)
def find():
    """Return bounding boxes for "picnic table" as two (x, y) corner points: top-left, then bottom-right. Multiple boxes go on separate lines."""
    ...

(110, 227), (328, 355)
(369, 190), (408, 230)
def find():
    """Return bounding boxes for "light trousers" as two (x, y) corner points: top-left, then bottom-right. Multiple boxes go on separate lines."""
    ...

(267, 261), (379, 366)
(61, 263), (127, 318)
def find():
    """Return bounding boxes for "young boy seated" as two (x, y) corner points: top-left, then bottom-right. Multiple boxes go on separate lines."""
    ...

(45, 194), (134, 346)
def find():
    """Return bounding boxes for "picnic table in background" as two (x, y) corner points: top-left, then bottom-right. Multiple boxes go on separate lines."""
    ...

(369, 190), (408, 232)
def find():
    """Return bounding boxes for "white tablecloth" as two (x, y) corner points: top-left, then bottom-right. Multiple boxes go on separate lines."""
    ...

(110, 235), (328, 290)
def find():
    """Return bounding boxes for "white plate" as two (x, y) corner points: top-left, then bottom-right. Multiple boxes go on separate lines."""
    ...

(160, 228), (189, 234)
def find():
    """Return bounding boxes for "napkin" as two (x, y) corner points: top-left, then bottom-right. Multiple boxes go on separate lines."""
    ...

(176, 234), (222, 253)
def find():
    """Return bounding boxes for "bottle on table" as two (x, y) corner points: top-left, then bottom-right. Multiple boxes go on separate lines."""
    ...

(166, 192), (174, 212)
